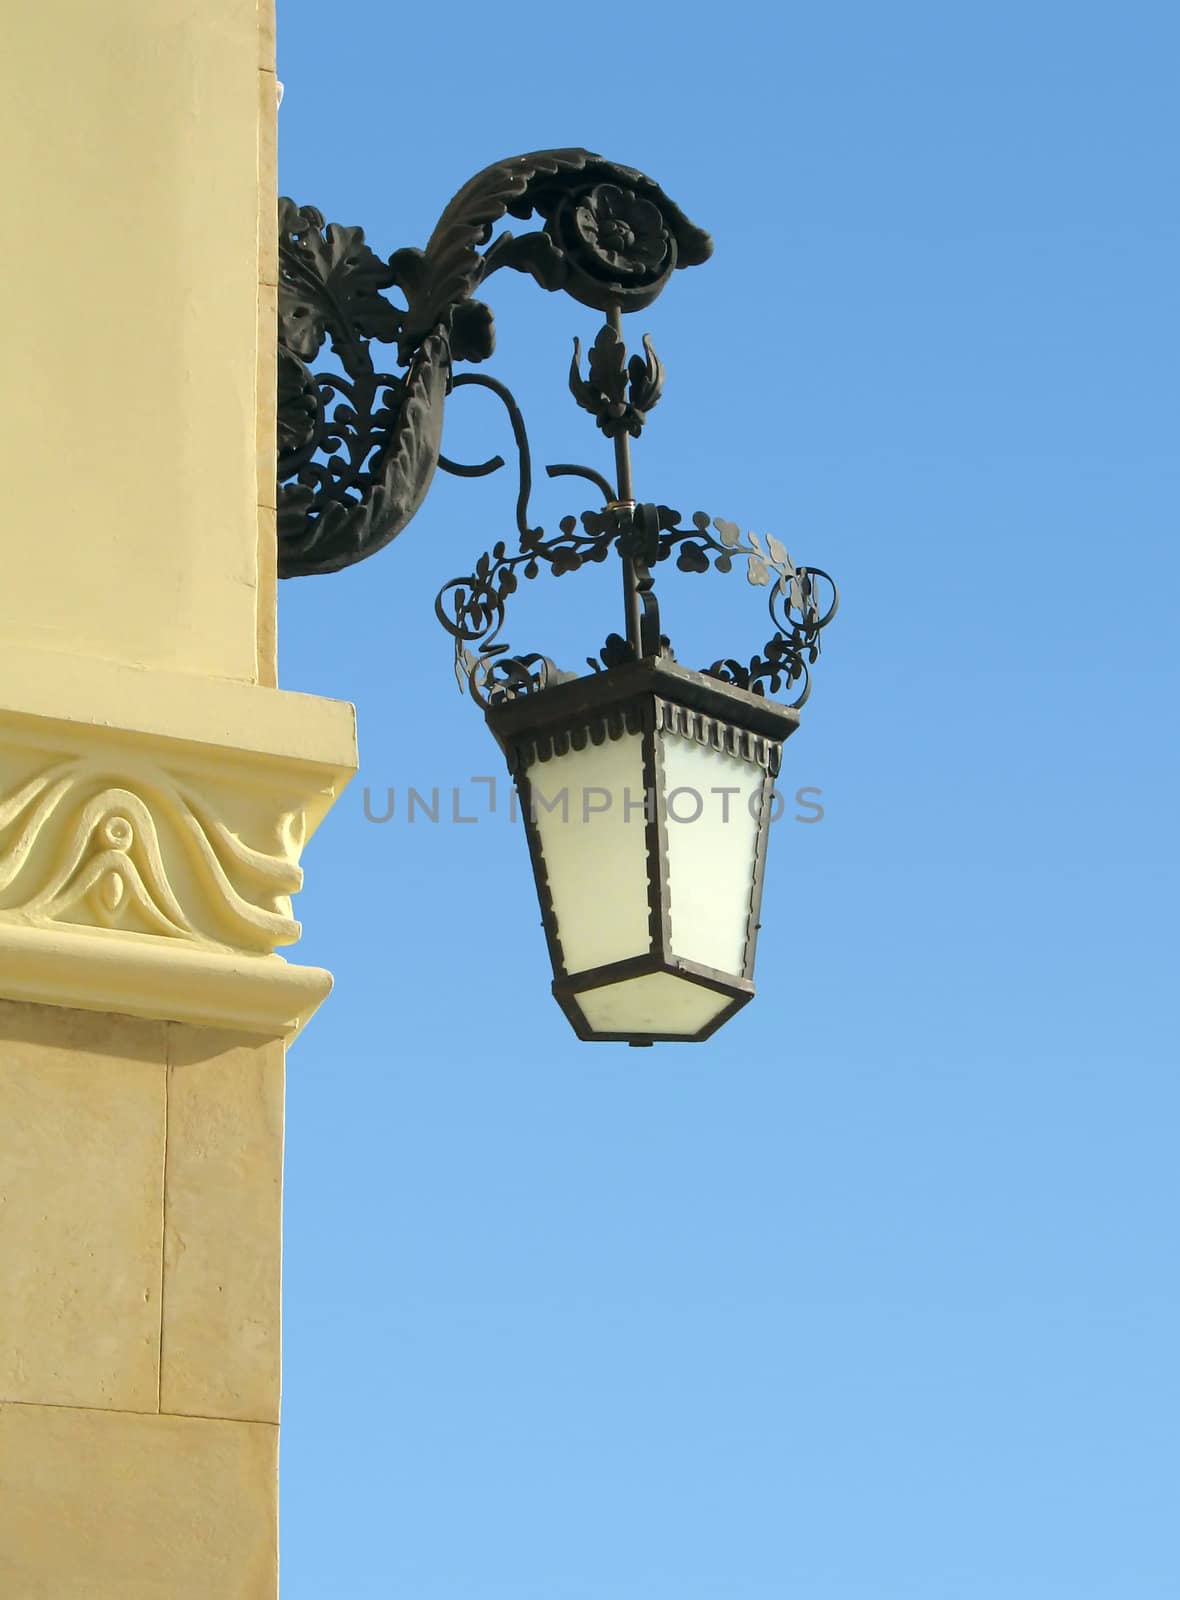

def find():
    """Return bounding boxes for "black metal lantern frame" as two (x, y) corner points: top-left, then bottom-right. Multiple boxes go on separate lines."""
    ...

(277, 148), (838, 1044)
(486, 659), (797, 1043)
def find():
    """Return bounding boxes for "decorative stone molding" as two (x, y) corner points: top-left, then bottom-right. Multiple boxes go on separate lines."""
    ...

(0, 762), (304, 952)
(0, 645), (356, 1038)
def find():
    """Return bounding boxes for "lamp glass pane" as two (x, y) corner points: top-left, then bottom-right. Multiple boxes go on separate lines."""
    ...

(660, 733), (763, 977)
(575, 972), (733, 1037)
(526, 731), (651, 974)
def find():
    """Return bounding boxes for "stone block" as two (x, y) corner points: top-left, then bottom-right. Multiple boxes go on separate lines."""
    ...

(160, 1027), (283, 1422)
(0, 1002), (165, 1413)
(0, 1401), (277, 1599)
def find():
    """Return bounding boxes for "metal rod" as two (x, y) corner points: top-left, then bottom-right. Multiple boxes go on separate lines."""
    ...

(608, 304), (644, 658)
(609, 307), (635, 504)
(545, 462), (618, 503)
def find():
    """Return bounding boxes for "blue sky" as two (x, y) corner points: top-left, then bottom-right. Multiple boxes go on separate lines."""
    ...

(276, 2), (1179, 1594)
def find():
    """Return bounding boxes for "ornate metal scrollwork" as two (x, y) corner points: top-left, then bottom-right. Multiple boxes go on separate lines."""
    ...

(277, 149), (711, 577)
(644, 507), (839, 704)
(435, 493), (838, 712)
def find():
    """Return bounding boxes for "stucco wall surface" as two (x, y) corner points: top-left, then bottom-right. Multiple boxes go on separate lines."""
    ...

(0, 0), (277, 684)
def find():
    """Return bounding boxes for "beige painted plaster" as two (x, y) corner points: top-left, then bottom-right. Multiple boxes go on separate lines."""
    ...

(161, 1029), (284, 1422)
(0, 0), (272, 683)
(0, 1004), (166, 1413)
(257, 0), (280, 686)
(0, 1402), (277, 1600)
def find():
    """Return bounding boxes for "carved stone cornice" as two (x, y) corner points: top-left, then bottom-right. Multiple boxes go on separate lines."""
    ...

(0, 645), (356, 1038)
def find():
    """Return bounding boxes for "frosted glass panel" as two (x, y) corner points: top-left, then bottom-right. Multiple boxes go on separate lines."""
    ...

(527, 732), (650, 974)
(660, 734), (762, 977)
(576, 972), (732, 1037)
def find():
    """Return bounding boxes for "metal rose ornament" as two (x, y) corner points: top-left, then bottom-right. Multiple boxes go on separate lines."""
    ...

(572, 184), (670, 275)
(278, 148), (838, 1045)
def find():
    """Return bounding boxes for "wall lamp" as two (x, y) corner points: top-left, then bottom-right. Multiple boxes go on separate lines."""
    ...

(277, 148), (837, 1045)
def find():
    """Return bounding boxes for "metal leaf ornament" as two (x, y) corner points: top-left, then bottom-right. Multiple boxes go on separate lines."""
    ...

(278, 202), (402, 362)
(568, 324), (665, 439)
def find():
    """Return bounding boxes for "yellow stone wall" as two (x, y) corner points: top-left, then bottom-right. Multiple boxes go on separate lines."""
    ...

(0, 0), (278, 685)
(0, 3), (353, 1595)
(0, 1006), (282, 1595)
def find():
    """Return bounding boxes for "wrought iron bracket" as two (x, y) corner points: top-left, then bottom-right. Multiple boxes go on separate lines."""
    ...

(277, 148), (711, 578)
